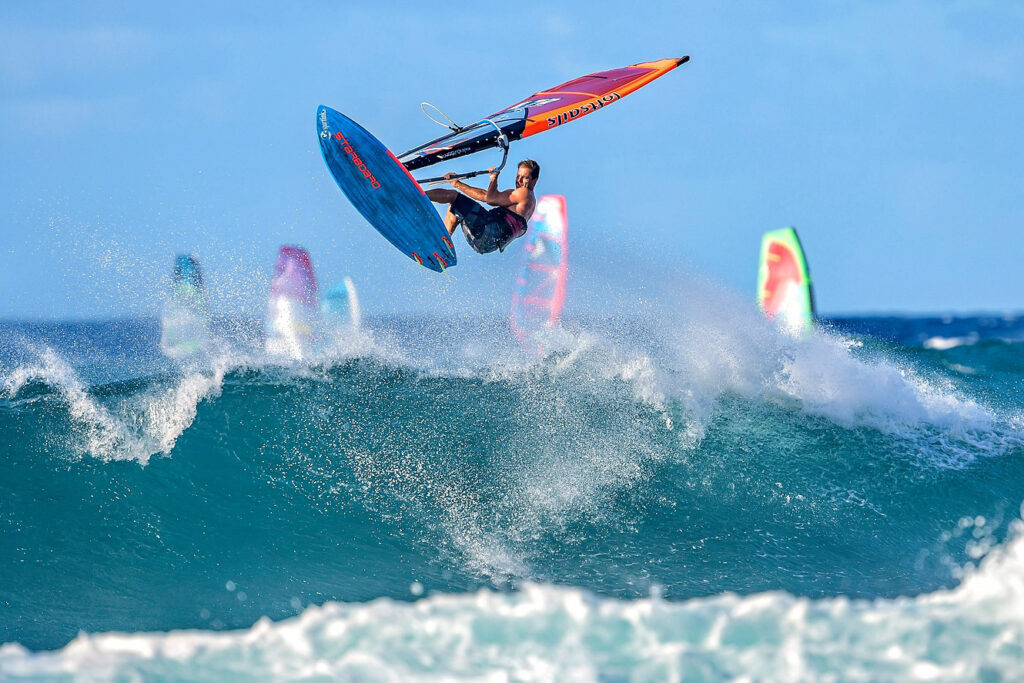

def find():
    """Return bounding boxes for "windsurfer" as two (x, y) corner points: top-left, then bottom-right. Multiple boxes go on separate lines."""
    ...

(425, 160), (539, 254)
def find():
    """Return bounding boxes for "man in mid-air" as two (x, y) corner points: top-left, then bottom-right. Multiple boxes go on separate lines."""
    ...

(426, 160), (539, 254)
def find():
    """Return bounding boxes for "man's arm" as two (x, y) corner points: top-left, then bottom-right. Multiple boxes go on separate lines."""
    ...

(482, 172), (514, 207)
(449, 179), (491, 203)
(451, 171), (519, 208)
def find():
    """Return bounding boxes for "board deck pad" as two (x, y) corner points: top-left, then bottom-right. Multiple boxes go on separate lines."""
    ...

(317, 105), (455, 272)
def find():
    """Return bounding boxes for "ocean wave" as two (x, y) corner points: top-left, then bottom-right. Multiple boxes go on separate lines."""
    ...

(4, 306), (1022, 473)
(4, 510), (1023, 681)
(4, 315), (1024, 655)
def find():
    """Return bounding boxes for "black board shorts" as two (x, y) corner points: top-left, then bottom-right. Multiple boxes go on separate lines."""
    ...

(450, 193), (528, 254)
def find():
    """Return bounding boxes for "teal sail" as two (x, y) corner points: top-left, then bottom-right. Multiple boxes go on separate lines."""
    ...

(321, 277), (361, 330)
(160, 254), (210, 358)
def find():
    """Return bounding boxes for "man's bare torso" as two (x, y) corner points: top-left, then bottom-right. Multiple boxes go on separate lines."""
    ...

(509, 167), (537, 221)
(510, 190), (535, 222)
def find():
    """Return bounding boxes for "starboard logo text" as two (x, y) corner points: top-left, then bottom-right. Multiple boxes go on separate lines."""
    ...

(333, 131), (381, 189)
(319, 108), (330, 139)
(546, 93), (620, 128)
(436, 147), (475, 161)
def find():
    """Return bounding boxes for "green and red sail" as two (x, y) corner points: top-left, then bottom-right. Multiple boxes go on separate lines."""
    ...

(757, 227), (816, 333)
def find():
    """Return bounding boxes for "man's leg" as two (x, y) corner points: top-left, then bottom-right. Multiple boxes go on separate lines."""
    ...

(425, 189), (461, 235)
(426, 189), (456, 203)
(443, 209), (459, 235)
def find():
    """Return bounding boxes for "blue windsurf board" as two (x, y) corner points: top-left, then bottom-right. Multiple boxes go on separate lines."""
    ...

(317, 105), (456, 272)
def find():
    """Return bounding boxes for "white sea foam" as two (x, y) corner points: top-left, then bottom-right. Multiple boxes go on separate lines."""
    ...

(414, 273), (1022, 472)
(923, 334), (979, 350)
(142, 362), (227, 455)
(634, 279), (1023, 468)
(3, 346), (227, 465)
(485, 313), (1019, 470)
(3, 348), (148, 462)
(4, 510), (1023, 681)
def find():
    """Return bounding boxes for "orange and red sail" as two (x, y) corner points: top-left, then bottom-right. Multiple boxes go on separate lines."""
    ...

(399, 57), (688, 172)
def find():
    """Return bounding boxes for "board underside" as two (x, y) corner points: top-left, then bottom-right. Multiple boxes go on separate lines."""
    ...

(318, 105), (456, 272)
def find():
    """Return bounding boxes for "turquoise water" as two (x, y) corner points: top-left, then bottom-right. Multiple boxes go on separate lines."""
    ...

(2, 308), (1023, 679)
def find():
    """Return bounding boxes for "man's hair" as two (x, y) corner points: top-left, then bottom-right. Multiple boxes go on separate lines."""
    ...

(518, 159), (540, 180)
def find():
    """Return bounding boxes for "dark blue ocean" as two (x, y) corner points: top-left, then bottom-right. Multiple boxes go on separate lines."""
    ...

(2, 306), (1024, 680)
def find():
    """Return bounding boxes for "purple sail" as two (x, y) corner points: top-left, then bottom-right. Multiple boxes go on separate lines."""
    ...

(270, 246), (319, 303)
(265, 246), (321, 360)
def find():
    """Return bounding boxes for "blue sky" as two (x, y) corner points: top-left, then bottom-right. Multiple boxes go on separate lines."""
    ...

(2, 1), (1022, 319)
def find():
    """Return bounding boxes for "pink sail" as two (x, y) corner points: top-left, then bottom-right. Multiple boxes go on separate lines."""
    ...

(510, 195), (569, 352)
